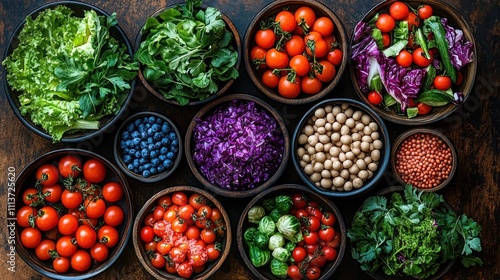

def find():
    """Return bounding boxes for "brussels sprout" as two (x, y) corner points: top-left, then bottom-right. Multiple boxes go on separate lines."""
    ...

(270, 258), (288, 278)
(276, 214), (303, 243)
(248, 243), (271, 268)
(248, 205), (266, 224)
(244, 227), (258, 244)
(253, 231), (269, 249)
(272, 247), (291, 262)
(262, 198), (275, 212)
(275, 195), (293, 214)
(269, 208), (282, 223)
(268, 232), (285, 251)
(258, 216), (276, 237)
(284, 242), (296, 252)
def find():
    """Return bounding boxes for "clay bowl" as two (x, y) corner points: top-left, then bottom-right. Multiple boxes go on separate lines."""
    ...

(113, 111), (183, 183)
(3, 1), (136, 142)
(237, 184), (347, 280)
(135, 3), (241, 106)
(185, 93), (290, 198)
(244, 0), (348, 104)
(390, 128), (457, 192)
(349, 0), (477, 125)
(132, 185), (231, 280)
(14, 148), (133, 279)
(292, 98), (390, 198)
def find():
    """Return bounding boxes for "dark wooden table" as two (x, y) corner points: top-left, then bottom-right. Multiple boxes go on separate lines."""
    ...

(1, 0), (499, 279)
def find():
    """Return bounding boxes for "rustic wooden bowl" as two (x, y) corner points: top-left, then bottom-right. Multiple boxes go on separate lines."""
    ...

(3, 1), (136, 143)
(185, 93), (290, 198)
(14, 148), (133, 280)
(113, 111), (183, 183)
(244, 0), (348, 105)
(390, 128), (457, 192)
(236, 184), (347, 280)
(134, 4), (241, 106)
(352, 186), (456, 280)
(292, 98), (390, 198)
(349, 0), (477, 125)
(132, 185), (232, 280)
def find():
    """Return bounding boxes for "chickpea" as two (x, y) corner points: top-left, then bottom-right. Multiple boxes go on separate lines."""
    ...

(330, 170), (339, 177)
(340, 103), (349, 110)
(300, 160), (307, 168)
(323, 143), (333, 152)
(368, 162), (378, 172)
(345, 151), (355, 160)
(304, 125), (314, 136)
(340, 125), (350, 135)
(298, 134), (308, 145)
(304, 164), (314, 175)
(316, 152), (326, 163)
(371, 150), (381, 161)
(308, 135), (318, 146)
(311, 116), (317, 123)
(332, 121), (341, 131)
(314, 143), (324, 152)
(361, 141), (370, 152)
(313, 162), (324, 172)
(369, 122), (378, 132)
(371, 131), (380, 140)
(336, 113), (347, 124)
(349, 164), (360, 174)
(338, 152), (347, 162)
(343, 159), (353, 169)
(333, 177), (345, 188)
(315, 182), (321, 187)
(327, 113), (335, 123)
(332, 161), (342, 171)
(343, 181), (353, 191)
(363, 126), (372, 135)
(330, 146), (340, 157)
(325, 122), (332, 131)
(356, 159), (366, 170)
(310, 172), (322, 183)
(307, 146), (316, 155)
(332, 106), (341, 115)
(353, 178), (364, 188)
(321, 178), (333, 189)
(352, 110), (363, 120)
(362, 135), (373, 143)
(373, 139), (383, 149)
(361, 114), (371, 125)
(302, 154), (311, 163)
(324, 159), (333, 170)
(355, 122), (365, 131)
(345, 118), (355, 128)
(340, 169), (350, 179)
(351, 147), (361, 156)
(364, 156), (373, 164)
(315, 118), (326, 127)
(367, 170), (374, 179)
(324, 105), (333, 113)
(352, 132), (361, 142)
(317, 126), (326, 134)
(321, 169), (332, 179)
(350, 174), (358, 180)
(358, 170), (369, 180)
(344, 108), (354, 118)
(352, 140), (361, 149)
(315, 108), (326, 118)
(330, 132), (341, 142)
(319, 134), (330, 144)
(358, 152), (366, 159)
(340, 135), (352, 145)
(297, 147), (306, 157)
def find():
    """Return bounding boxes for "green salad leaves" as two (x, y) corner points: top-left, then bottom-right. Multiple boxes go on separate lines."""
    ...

(3, 6), (138, 142)
(135, 0), (239, 105)
(348, 185), (482, 279)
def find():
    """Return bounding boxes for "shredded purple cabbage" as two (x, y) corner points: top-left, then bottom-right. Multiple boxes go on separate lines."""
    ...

(192, 100), (284, 190)
(441, 18), (474, 70)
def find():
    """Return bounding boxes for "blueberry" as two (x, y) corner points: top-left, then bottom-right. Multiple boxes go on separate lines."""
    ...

(147, 137), (154, 144)
(135, 151), (141, 158)
(148, 144), (155, 151)
(154, 142), (162, 149)
(141, 131), (148, 139)
(156, 118), (163, 124)
(159, 154), (166, 161)
(160, 147), (168, 155)
(163, 159), (173, 169)
(150, 150), (158, 158)
(171, 139), (179, 147)
(133, 168), (139, 173)
(132, 137), (140, 146)
(143, 116), (149, 123)
(126, 123), (135, 132)
(162, 123), (171, 133)
(147, 128), (154, 136)
(146, 123), (151, 129)
(142, 170), (151, 178)
(141, 149), (149, 158)
(121, 130), (130, 140)
(153, 132), (162, 141)
(138, 123), (146, 133)
(123, 154), (132, 163)
(127, 164), (134, 170)
(151, 123), (160, 132)
(128, 148), (136, 156)
(171, 146), (179, 153)
(140, 141), (148, 149)
(168, 131), (177, 140)
(139, 158), (147, 165)
(150, 167), (157, 175)
(123, 148), (130, 155)
(128, 140), (136, 148)
(120, 140), (127, 149)
(133, 159), (140, 168)
(131, 131), (140, 139)
(157, 165), (165, 173)
(144, 163), (151, 170)
(166, 151), (175, 160)
(151, 158), (160, 167)
(134, 118), (142, 127)
(138, 166), (144, 172)
(161, 138), (170, 146)
(148, 116), (156, 124)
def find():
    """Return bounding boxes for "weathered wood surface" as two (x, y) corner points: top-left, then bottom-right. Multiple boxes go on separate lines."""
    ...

(0, 0), (498, 279)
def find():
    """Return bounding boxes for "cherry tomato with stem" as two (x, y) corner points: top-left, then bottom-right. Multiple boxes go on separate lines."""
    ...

(304, 231), (320, 245)
(289, 54), (310, 77)
(58, 155), (82, 178)
(150, 251), (166, 269)
(35, 206), (59, 231)
(413, 47), (433, 67)
(321, 211), (336, 226)
(288, 264), (303, 279)
(23, 188), (39, 206)
(98, 225), (119, 248)
(306, 267), (321, 280)
(306, 39), (328, 58)
(197, 205), (212, 220)
(278, 76), (301, 98)
(261, 69), (280, 88)
(17, 205), (36, 228)
(304, 216), (321, 232)
(294, 6), (316, 29)
(319, 226), (335, 242)
(292, 194), (307, 209)
(295, 208), (309, 219)
(35, 239), (56, 261)
(200, 228), (217, 244)
(406, 12), (420, 30)
(315, 60), (336, 82)
(36, 164), (59, 187)
(157, 241), (172, 255)
(250, 46), (267, 69)
(266, 48), (289, 69)
(172, 218), (188, 233)
(42, 184), (63, 203)
(56, 236), (78, 257)
(188, 193), (206, 210)
(206, 243), (221, 260)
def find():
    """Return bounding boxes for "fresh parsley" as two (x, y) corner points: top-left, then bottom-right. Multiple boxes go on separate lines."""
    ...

(348, 185), (482, 279)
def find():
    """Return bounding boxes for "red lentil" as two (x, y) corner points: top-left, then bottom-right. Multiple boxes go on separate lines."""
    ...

(395, 133), (452, 189)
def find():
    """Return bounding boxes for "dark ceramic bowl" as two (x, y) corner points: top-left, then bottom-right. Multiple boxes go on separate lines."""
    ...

(132, 185), (232, 280)
(292, 98), (390, 198)
(135, 4), (241, 106)
(349, 0), (477, 125)
(237, 184), (347, 280)
(113, 111), (183, 183)
(3, 1), (136, 142)
(185, 94), (290, 198)
(244, 0), (348, 105)
(14, 148), (133, 279)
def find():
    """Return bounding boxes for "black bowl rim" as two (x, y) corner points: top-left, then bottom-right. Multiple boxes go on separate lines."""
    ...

(2, 1), (137, 143)
(291, 98), (391, 198)
(131, 185), (232, 280)
(133, 3), (242, 106)
(243, 0), (349, 105)
(347, 0), (478, 125)
(113, 111), (183, 183)
(14, 148), (134, 280)
(184, 93), (290, 197)
(236, 183), (347, 280)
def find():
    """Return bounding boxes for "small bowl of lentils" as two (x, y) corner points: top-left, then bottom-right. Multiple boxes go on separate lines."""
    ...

(391, 128), (457, 192)
(113, 111), (182, 183)
(292, 98), (390, 198)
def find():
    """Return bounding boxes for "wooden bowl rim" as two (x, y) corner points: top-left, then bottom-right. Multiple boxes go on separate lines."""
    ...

(3, 1), (137, 143)
(113, 111), (183, 183)
(132, 185), (232, 280)
(291, 98), (391, 198)
(236, 183), (347, 280)
(390, 128), (457, 192)
(348, 0), (477, 125)
(14, 148), (134, 280)
(134, 4), (241, 106)
(184, 93), (290, 198)
(243, 0), (349, 105)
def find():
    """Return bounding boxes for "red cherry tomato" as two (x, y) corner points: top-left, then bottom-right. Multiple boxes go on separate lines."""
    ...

(289, 54), (310, 77)
(418, 4), (433, 20)
(396, 49), (413, 67)
(278, 76), (301, 98)
(83, 158), (106, 183)
(261, 70), (280, 88)
(58, 155), (82, 178)
(36, 164), (59, 187)
(382, 33), (391, 48)
(90, 243), (109, 262)
(75, 224), (97, 249)
(292, 246), (307, 262)
(42, 184), (63, 203)
(35, 239), (56, 261)
(103, 205), (125, 227)
(53, 257), (70, 273)
(140, 226), (155, 243)
(275, 10), (297, 32)
(389, 1), (409, 20)
(285, 35), (306, 57)
(367, 91), (383, 106)
(412, 47), (433, 67)
(71, 250), (92, 272)
(433, 75), (452, 90)
(314, 60), (336, 82)
(266, 48), (289, 69)
(35, 206), (59, 232)
(56, 236), (78, 257)
(416, 102), (432, 115)
(16, 205), (36, 228)
(406, 12), (420, 30)
(319, 226), (335, 242)
(254, 29), (276, 49)
(306, 267), (321, 280)
(98, 225), (119, 248)
(312, 17), (334, 37)
(21, 227), (41, 249)
(84, 198), (106, 219)
(250, 46), (267, 69)
(326, 48), (343, 66)
(58, 214), (79, 235)
(376, 14), (396, 33)
(102, 182), (123, 202)
(294, 6), (316, 28)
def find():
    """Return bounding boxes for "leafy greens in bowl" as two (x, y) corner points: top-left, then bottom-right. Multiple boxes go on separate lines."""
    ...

(134, 0), (241, 106)
(2, 2), (138, 142)
(348, 185), (482, 279)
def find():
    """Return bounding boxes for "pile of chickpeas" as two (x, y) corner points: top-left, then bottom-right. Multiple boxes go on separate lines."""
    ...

(296, 103), (383, 191)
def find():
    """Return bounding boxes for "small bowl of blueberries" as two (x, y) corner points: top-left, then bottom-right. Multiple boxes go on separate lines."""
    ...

(113, 111), (182, 182)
